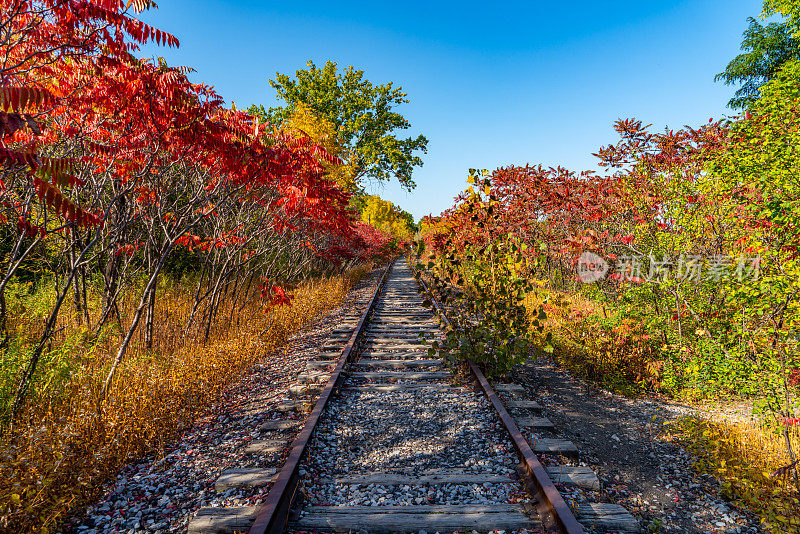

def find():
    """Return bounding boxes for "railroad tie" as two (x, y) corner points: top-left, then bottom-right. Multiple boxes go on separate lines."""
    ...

(187, 259), (640, 534)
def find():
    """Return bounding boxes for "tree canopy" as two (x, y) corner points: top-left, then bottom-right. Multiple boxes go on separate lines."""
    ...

(250, 60), (428, 191)
(716, 1), (800, 109)
(279, 103), (359, 193)
(716, 17), (799, 109)
(359, 194), (416, 240)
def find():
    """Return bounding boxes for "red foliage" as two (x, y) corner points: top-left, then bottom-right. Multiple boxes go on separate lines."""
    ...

(788, 368), (800, 387)
(1, 0), (367, 267)
(258, 281), (294, 310)
(352, 222), (398, 261)
(426, 118), (735, 283)
(782, 417), (800, 427)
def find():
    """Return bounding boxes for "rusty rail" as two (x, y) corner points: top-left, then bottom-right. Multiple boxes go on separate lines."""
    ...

(414, 267), (584, 534)
(248, 260), (394, 534)
(468, 361), (585, 534)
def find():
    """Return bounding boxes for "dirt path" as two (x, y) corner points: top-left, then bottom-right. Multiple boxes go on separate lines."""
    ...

(513, 358), (763, 534)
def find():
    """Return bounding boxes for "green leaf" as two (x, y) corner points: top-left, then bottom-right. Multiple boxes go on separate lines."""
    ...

(258, 60), (427, 190)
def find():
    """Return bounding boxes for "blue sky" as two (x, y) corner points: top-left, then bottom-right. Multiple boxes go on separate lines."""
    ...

(139, 0), (763, 220)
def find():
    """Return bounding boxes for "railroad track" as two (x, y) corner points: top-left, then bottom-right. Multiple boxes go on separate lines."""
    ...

(188, 259), (638, 534)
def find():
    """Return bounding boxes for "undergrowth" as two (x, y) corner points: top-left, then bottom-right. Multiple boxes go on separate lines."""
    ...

(524, 289), (657, 397)
(668, 416), (800, 533)
(526, 287), (800, 532)
(0, 264), (371, 533)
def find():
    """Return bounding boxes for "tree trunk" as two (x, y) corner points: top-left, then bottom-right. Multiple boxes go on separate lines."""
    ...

(12, 242), (90, 417)
(144, 283), (156, 349)
(81, 262), (90, 327)
(102, 242), (176, 399)
(98, 252), (122, 331)
(69, 237), (87, 326)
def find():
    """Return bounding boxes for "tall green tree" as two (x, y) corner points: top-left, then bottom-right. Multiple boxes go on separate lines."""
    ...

(716, 1), (800, 109)
(250, 60), (428, 191)
(716, 16), (799, 109)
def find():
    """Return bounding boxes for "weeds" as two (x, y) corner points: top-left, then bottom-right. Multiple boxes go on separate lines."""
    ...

(668, 416), (800, 533)
(524, 289), (657, 397)
(530, 287), (800, 531)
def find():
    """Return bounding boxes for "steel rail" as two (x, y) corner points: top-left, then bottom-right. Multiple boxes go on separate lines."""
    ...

(413, 264), (585, 534)
(467, 361), (585, 534)
(248, 259), (395, 534)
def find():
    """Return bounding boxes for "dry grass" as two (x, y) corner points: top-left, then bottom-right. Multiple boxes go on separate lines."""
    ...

(0, 264), (372, 533)
(668, 416), (800, 533)
(523, 287), (605, 334)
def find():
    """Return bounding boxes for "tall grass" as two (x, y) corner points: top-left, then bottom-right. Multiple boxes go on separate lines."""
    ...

(0, 264), (371, 533)
(669, 416), (800, 533)
(523, 289), (657, 396)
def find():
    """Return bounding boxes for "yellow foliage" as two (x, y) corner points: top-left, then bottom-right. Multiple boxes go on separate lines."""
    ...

(418, 216), (444, 237)
(360, 194), (414, 240)
(282, 103), (359, 192)
(0, 265), (371, 533)
(669, 416), (800, 532)
(523, 289), (657, 395)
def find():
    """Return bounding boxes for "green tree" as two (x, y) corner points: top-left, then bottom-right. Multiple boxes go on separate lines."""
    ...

(706, 57), (800, 486)
(250, 60), (428, 191)
(716, 16), (799, 109)
(766, 0), (800, 23)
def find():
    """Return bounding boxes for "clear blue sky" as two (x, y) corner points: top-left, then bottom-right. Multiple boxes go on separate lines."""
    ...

(139, 0), (763, 220)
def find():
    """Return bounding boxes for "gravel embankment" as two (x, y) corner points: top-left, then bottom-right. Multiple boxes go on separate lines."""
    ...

(60, 271), (380, 534)
(513, 359), (764, 534)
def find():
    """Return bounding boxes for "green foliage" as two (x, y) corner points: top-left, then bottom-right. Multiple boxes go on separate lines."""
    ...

(0, 331), (88, 423)
(250, 60), (428, 190)
(716, 16), (799, 109)
(704, 58), (800, 430)
(765, 0), (800, 30)
(0, 279), (118, 422)
(553, 306), (660, 396)
(412, 173), (548, 376)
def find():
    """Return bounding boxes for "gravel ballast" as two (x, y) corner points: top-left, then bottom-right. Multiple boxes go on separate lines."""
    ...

(511, 358), (765, 534)
(59, 270), (381, 534)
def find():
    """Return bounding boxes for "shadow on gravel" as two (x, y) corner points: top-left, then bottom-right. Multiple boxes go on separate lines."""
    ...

(514, 358), (763, 534)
